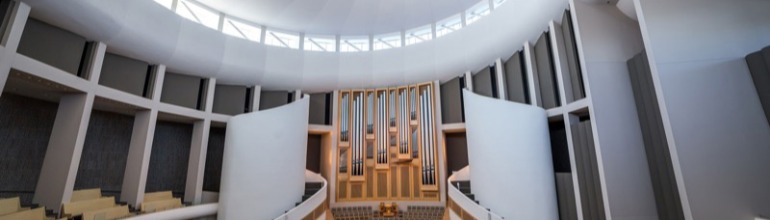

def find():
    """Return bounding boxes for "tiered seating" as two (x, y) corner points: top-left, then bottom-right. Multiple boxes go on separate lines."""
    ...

(60, 188), (131, 220)
(140, 191), (183, 213)
(0, 197), (47, 220)
(401, 206), (444, 220)
(331, 206), (373, 220)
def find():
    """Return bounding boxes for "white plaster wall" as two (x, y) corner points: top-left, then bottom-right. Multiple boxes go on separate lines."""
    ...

(571, 1), (658, 219)
(462, 90), (558, 220)
(218, 97), (309, 220)
(636, 0), (770, 219)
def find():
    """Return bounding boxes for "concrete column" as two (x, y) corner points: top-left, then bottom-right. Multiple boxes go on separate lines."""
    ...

(523, 42), (541, 107)
(251, 85), (261, 112)
(463, 71), (473, 91)
(549, 21), (573, 105)
(120, 110), (159, 208)
(151, 65), (166, 102)
(0, 1), (29, 97)
(84, 42), (107, 84)
(185, 78), (216, 204)
(293, 89), (302, 101)
(34, 93), (95, 212)
(494, 58), (507, 100)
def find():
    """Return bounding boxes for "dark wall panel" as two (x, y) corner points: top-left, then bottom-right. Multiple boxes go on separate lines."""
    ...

(440, 77), (464, 124)
(444, 132), (469, 176)
(99, 53), (149, 97)
(562, 11), (586, 101)
(472, 67), (495, 98)
(571, 119), (605, 220)
(146, 121), (192, 198)
(535, 33), (560, 109)
(548, 121), (570, 173)
(746, 48), (770, 125)
(0, 94), (57, 205)
(306, 134), (322, 173)
(75, 110), (133, 198)
(203, 127), (225, 192)
(504, 51), (529, 104)
(17, 18), (86, 75)
(308, 93), (331, 125)
(213, 85), (247, 115)
(161, 72), (202, 110)
(259, 90), (290, 111)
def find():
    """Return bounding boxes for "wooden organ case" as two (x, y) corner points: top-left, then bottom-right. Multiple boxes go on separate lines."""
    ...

(336, 82), (440, 202)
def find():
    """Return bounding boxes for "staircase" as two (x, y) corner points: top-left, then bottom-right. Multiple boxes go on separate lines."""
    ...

(451, 181), (479, 204)
(296, 182), (323, 206)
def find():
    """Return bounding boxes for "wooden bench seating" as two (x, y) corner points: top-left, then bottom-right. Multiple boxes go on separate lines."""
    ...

(71, 188), (102, 202)
(143, 191), (172, 203)
(82, 205), (131, 220)
(0, 207), (46, 220)
(140, 198), (182, 213)
(61, 197), (115, 218)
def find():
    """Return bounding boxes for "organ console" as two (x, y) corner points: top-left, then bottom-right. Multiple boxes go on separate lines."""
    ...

(337, 82), (439, 201)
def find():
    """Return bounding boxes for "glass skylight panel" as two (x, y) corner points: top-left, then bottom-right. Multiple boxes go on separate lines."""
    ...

(176, 0), (220, 30)
(265, 30), (300, 49)
(466, 1), (491, 25)
(304, 36), (336, 52)
(436, 15), (462, 38)
(405, 26), (433, 46)
(373, 33), (401, 51)
(154, 0), (174, 10)
(493, 0), (507, 8)
(222, 17), (262, 42)
(340, 37), (370, 52)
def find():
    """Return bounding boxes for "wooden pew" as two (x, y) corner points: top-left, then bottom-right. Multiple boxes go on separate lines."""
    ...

(71, 188), (102, 202)
(0, 207), (46, 220)
(143, 191), (173, 203)
(140, 198), (182, 213)
(60, 197), (115, 218)
(0, 197), (22, 216)
(82, 205), (131, 220)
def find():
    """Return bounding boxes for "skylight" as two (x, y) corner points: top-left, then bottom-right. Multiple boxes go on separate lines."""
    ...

(436, 14), (462, 38)
(176, 0), (220, 30)
(466, 1), (491, 25)
(406, 25), (433, 46)
(373, 33), (402, 51)
(222, 17), (262, 42)
(340, 37), (370, 52)
(154, 0), (174, 10)
(494, 0), (507, 8)
(304, 36), (336, 52)
(265, 30), (300, 49)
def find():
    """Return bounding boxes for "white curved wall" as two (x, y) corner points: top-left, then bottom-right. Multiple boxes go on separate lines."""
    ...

(21, 0), (567, 91)
(218, 98), (309, 220)
(462, 90), (558, 220)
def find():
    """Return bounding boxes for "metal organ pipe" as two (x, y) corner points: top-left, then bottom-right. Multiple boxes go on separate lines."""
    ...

(427, 87), (435, 185)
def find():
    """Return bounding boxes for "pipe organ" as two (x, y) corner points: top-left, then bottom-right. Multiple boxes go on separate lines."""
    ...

(337, 82), (440, 201)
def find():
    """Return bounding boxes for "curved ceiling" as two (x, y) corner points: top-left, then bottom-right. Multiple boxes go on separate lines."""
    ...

(20, 0), (568, 92)
(195, 0), (479, 35)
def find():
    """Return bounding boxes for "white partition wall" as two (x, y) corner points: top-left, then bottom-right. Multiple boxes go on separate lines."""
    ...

(462, 90), (558, 220)
(218, 97), (309, 220)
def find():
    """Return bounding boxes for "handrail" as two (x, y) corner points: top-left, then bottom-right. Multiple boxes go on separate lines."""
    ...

(273, 171), (328, 220)
(123, 203), (218, 220)
(447, 166), (505, 220)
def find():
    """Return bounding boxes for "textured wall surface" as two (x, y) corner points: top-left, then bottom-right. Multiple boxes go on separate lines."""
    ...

(161, 72), (202, 110)
(212, 85), (247, 115)
(203, 127), (225, 192)
(99, 53), (149, 97)
(259, 90), (290, 111)
(17, 18), (86, 75)
(0, 94), (57, 205)
(74, 110), (134, 198)
(146, 121), (192, 197)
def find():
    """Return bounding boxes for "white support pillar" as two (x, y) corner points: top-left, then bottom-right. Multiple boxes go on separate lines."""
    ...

(549, 21), (573, 105)
(121, 109), (159, 208)
(0, 1), (29, 97)
(463, 71), (473, 91)
(251, 85), (261, 112)
(523, 41), (541, 107)
(563, 113), (585, 220)
(293, 89), (302, 101)
(85, 42), (107, 84)
(185, 78), (216, 204)
(34, 93), (95, 212)
(121, 66), (165, 207)
(494, 58), (507, 100)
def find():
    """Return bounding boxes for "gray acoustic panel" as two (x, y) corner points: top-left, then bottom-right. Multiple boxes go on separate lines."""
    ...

(212, 84), (248, 115)
(555, 172), (577, 220)
(308, 93), (330, 125)
(561, 11), (586, 101)
(535, 33), (560, 109)
(99, 53), (150, 97)
(161, 72), (203, 110)
(444, 132), (468, 176)
(17, 18), (87, 75)
(0, 94), (57, 206)
(203, 127), (225, 192)
(75, 110), (133, 196)
(504, 51), (529, 104)
(747, 51), (770, 125)
(146, 121), (192, 198)
(259, 90), (290, 111)
(571, 120), (605, 220)
(628, 52), (685, 220)
(472, 66), (495, 98)
(440, 77), (464, 124)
